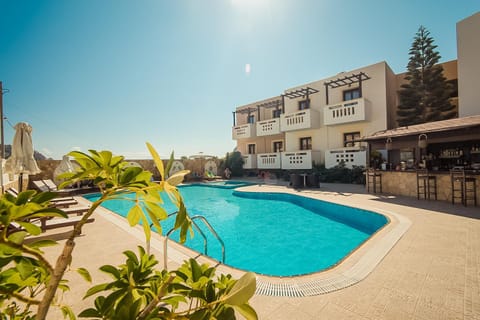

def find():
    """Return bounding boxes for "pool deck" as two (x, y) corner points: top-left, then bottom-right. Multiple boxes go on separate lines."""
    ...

(40, 180), (480, 319)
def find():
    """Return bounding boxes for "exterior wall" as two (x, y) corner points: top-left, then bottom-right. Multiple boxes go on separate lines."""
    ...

(457, 12), (480, 117)
(285, 129), (322, 165)
(283, 61), (391, 165)
(233, 62), (394, 169)
(385, 63), (399, 129)
(236, 134), (284, 155)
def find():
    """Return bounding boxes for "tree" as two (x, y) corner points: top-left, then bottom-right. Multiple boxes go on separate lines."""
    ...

(397, 26), (456, 127)
(0, 143), (257, 319)
(223, 151), (244, 177)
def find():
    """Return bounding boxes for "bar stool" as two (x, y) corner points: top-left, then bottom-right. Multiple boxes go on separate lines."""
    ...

(367, 168), (382, 193)
(450, 169), (477, 206)
(416, 169), (437, 200)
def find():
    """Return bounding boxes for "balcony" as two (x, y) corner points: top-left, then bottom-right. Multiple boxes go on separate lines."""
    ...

(323, 98), (368, 126)
(256, 118), (281, 136)
(232, 123), (256, 140)
(242, 154), (257, 169)
(325, 147), (366, 169)
(280, 109), (320, 132)
(257, 153), (281, 169)
(281, 150), (313, 170)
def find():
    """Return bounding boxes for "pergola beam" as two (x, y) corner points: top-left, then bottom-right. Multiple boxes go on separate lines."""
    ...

(282, 87), (319, 99)
(323, 72), (371, 104)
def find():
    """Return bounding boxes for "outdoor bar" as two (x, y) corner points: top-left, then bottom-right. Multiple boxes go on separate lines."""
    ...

(362, 115), (480, 205)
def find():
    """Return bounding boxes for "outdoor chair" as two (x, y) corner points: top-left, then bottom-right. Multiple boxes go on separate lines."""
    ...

(416, 169), (437, 200)
(366, 168), (382, 193)
(451, 169), (477, 206)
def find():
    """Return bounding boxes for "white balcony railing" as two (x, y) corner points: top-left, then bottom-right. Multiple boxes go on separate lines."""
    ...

(325, 147), (366, 169)
(257, 152), (281, 169)
(323, 98), (368, 126)
(280, 109), (320, 132)
(281, 150), (313, 170)
(232, 123), (256, 140)
(256, 118), (281, 136)
(242, 154), (257, 169)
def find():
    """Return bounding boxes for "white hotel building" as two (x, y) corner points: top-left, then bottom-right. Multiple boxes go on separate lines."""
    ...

(232, 12), (478, 172)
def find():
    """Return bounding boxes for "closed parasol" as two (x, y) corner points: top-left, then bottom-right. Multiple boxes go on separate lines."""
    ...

(5, 122), (41, 191)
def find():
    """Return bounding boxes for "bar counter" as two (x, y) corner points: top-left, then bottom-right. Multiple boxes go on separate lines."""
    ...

(373, 170), (480, 203)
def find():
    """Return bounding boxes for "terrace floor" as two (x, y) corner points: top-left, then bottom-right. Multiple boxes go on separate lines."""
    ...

(41, 181), (480, 319)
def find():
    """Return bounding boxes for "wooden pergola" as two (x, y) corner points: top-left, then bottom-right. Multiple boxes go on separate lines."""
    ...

(323, 72), (371, 105)
(232, 98), (283, 126)
(281, 87), (319, 113)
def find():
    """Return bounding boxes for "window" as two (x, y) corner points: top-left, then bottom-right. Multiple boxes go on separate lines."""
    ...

(300, 137), (312, 150)
(343, 88), (361, 101)
(247, 114), (255, 124)
(272, 109), (281, 118)
(273, 141), (283, 152)
(344, 132), (360, 147)
(248, 144), (256, 154)
(298, 99), (310, 110)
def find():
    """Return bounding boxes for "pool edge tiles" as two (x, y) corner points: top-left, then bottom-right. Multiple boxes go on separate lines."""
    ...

(234, 185), (411, 297)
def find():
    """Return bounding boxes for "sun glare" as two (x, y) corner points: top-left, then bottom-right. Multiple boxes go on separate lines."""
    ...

(245, 63), (251, 75)
(231, 0), (270, 8)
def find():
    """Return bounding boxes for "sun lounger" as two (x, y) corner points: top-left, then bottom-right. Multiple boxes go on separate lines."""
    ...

(37, 216), (95, 232)
(32, 180), (50, 192)
(42, 179), (97, 196)
(62, 205), (90, 215)
(7, 187), (78, 207)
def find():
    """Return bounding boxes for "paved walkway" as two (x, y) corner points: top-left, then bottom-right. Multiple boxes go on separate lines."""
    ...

(40, 182), (480, 319)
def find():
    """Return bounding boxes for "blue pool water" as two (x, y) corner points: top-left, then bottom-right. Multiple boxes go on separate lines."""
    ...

(84, 183), (387, 276)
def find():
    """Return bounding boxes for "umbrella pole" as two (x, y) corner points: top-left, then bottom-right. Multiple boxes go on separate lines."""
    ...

(19, 130), (23, 191)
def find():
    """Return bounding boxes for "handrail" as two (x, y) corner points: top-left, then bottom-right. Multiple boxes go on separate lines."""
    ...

(191, 215), (226, 263)
(161, 213), (226, 269)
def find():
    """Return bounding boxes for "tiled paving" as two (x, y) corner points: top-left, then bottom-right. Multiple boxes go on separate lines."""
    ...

(40, 182), (480, 319)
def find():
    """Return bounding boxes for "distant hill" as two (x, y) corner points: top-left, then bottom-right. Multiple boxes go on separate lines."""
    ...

(2, 145), (48, 160)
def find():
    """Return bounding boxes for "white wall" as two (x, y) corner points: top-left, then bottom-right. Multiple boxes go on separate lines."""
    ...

(457, 12), (480, 117)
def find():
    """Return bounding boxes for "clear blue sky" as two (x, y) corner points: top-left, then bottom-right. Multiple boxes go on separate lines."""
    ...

(0, 1), (478, 160)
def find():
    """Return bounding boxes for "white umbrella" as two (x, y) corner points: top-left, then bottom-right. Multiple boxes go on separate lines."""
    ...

(53, 155), (77, 185)
(5, 122), (41, 191)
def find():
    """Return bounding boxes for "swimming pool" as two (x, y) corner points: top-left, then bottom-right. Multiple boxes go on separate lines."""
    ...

(84, 184), (388, 277)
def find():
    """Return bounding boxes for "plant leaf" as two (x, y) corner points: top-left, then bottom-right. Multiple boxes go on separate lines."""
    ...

(146, 142), (164, 181)
(84, 283), (110, 299)
(127, 205), (142, 226)
(223, 272), (256, 306)
(60, 305), (76, 320)
(77, 267), (92, 283)
(233, 304), (258, 320)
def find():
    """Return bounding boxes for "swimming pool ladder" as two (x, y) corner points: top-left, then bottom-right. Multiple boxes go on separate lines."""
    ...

(161, 213), (225, 269)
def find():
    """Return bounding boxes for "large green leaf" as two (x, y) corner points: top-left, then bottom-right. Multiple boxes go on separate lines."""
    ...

(127, 205), (142, 226)
(165, 151), (175, 179)
(99, 265), (122, 279)
(146, 142), (164, 181)
(233, 304), (258, 320)
(78, 307), (102, 318)
(166, 170), (190, 186)
(223, 272), (256, 306)
(60, 305), (76, 320)
(27, 239), (58, 249)
(84, 283), (111, 298)
(17, 221), (42, 235)
(7, 230), (28, 244)
(77, 267), (92, 283)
